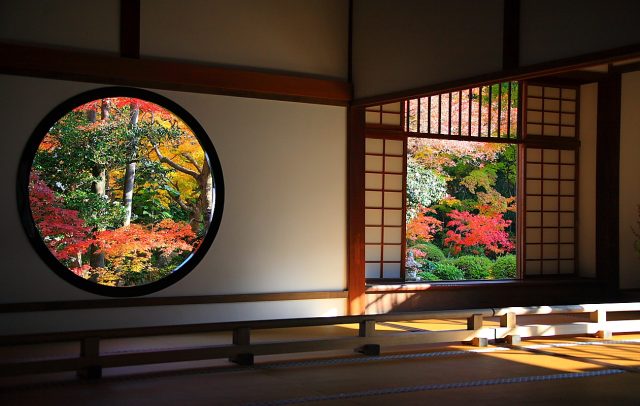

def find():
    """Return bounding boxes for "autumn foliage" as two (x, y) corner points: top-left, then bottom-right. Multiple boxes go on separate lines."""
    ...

(30, 96), (212, 287)
(406, 207), (442, 242)
(29, 172), (92, 262)
(444, 210), (514, 255)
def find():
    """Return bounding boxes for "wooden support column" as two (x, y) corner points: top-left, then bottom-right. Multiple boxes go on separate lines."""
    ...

(77, 337), (101, 379)
(229, 327), (254, 366)
(501, 312), (521, 344)
(359, 320), (376, 337)
(590, 309), (612, 339)
(466, 314), (488, 347)
(348, 106), (366, 315)
(596, 73), (622, 298)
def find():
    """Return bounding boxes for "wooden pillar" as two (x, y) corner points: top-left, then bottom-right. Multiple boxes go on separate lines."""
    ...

(359, 319), (376, 337)
(77, 337), (101, 379)
(348, 105), (366, 314)
(596, 73), (622, 298)
(229, 327), (254, 366)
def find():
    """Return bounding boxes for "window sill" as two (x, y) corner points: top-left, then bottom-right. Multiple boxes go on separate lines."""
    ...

(365, 277), (599, 293)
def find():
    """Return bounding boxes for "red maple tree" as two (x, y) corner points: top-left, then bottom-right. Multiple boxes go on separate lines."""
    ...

(29, 172), (93, 266)
(444, 210), (514, 256)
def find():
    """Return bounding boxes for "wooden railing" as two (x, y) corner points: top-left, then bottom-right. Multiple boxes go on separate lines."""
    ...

(2, 303), (639, 379)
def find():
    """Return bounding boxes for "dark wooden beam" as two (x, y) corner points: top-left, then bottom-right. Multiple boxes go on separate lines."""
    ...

(502, 0), (520, 70)
(528, 70), (609, 86)
(354, 42), (640, 107)
(596, 73), (622, 297)
(347, 106), (366, 314)
(0, 291), (348, 313)
(348, 0), (354, 84)
(120, 0), (140, 58)
(0, 42), (351, 105)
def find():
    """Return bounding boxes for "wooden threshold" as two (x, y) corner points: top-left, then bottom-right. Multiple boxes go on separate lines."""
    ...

(0, 42), (351, 106)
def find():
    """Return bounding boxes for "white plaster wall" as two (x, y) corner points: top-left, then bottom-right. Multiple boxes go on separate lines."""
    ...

(0, 75), (347, 333)
(578, 83), (597, 278)
(619, 71), (640, 289)
(0, 0), (119, 53)
(520, 0), (640, 66)
(352, 0), (504, 99)
(140, 0), (349, 79)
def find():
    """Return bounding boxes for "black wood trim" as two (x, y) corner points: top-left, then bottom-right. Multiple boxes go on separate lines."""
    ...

(120, 0), (140, 58)
(502, 0), (520, 70)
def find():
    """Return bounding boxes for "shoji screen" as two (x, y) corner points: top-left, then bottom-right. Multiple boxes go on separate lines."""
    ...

(523, 84), (579, 276)
(364, 137), (406, 279)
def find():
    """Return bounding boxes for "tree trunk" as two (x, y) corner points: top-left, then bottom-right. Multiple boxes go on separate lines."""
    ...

(198, 159), (213, 230)
(123, 101), (139, 226)
(90, 100), (110, 267)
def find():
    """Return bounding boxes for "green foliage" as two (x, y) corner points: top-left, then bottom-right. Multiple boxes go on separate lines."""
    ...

(63, 190), (126, 230)
(417, 270), (440, 281)
(490, 255), (517, 279)
(431, 262), (465, 280)
(453, 255), (493, 280)
(410, 242), (445, 262)
(406, 157), (447, 221)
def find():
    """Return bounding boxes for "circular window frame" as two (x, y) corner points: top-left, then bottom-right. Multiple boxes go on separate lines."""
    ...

(17, 87), (225, 297)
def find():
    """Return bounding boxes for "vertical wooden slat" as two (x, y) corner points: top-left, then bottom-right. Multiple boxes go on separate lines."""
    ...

(478, 87), (482, 137)
(427, 96), (431, 133)
(401, 137), (408, 280)
(507, 82), (513, 138)
(438, 94), (442, 134)
(416, 98), (422, 133)
(448, 91), (453, 135)
(458, 91), (463, 136)
(488, 85), (493, 137)
(498, 83), (503, 138)
(468, 89), (473, 136)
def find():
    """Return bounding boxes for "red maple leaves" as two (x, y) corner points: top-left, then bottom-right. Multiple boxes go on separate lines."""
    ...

(444, 210), (514, 255)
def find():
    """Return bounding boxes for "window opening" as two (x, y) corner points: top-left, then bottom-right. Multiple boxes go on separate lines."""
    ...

(18, 87), (224, 296)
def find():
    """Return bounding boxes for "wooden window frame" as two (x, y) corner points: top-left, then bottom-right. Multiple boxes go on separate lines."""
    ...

(353, 79), (584, 290)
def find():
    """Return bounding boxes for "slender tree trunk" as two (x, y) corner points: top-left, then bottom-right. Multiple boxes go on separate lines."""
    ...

(198, 159), (213, 230)
(123, 101), (139, 226)
(90, 100), (110, 268)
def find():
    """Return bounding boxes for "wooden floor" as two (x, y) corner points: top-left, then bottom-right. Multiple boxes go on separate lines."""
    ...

(2, 319), (640, 405)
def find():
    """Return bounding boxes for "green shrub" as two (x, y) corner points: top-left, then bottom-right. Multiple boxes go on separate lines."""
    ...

(432, 262), (465, 280)
(453, 255), (493, 280)
(410, 242), (446, 262)
(491, 254), (517, 279)
(417, 271), (440, 281)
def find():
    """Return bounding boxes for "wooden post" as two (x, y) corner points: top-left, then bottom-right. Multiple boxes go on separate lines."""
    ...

(500, 312), (517, 328)
(359, 320), (376, 337)
(501, 312), (521, 344)
(590, 309), (612, 339)
(466, 314), (487, 347)
(467, 314), (483, 330)
(229, 327), (254, 366)
(77, 337), (101, 379)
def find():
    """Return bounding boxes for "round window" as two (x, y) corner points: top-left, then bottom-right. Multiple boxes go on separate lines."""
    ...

(18, 87), (224, 296)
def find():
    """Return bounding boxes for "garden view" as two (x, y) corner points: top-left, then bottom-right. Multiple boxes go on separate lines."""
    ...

(406, 138), (517, 280)
(29, 97), (213, 287)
